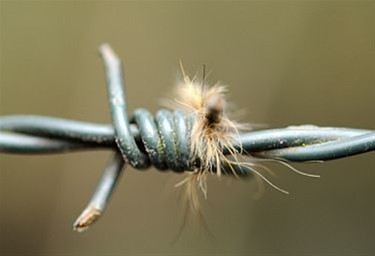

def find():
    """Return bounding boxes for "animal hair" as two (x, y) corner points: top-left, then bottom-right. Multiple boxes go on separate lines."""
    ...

(169, 63), (318, 226)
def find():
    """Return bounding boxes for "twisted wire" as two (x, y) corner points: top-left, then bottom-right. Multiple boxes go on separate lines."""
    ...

(1, 115), (374, 162)
(0, 44), (374, 232)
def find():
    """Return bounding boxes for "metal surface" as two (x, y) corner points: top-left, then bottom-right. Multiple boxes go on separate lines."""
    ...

(0, 44), (373, 232)
(0, 116), (374, 161)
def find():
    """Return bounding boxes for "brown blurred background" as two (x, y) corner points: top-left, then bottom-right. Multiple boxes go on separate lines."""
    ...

(0, 1), (374, 255)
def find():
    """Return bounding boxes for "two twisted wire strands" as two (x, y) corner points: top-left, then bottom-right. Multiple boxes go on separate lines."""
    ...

(0, 44), (374, 231)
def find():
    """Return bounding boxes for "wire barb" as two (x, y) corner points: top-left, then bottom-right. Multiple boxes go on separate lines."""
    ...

(73, 152), (124, 232)
(0, 44), (374, 232)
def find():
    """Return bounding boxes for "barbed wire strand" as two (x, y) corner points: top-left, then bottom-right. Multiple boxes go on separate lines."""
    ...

(1, 115), (373, 158)
(0, 44), (374, 231)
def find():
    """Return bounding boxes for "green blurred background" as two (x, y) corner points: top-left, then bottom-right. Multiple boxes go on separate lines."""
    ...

(0, 1), (374, 255)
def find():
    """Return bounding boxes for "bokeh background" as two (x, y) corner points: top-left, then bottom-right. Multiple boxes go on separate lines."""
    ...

(0, 1), (374, 255)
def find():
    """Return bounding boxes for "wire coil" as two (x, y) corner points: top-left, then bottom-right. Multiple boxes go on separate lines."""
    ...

(0, 44), (374, 232)
(130, 109), (193, 172)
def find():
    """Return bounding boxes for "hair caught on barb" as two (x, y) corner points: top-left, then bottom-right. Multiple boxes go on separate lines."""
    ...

(170, 63), (248, 218)
(169, 63), (319, 230)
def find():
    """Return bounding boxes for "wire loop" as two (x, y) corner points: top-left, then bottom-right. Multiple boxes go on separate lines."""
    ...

(0, 44), (374, 232)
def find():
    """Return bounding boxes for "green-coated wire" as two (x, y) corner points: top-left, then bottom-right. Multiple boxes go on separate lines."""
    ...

(0, 115), (374, 160)
(0, 44), (374, 232)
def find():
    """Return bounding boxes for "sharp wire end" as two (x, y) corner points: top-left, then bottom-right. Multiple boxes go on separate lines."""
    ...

(73, 206), (102, 232)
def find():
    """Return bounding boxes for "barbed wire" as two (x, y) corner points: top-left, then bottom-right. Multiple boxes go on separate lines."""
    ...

(0, 44), (374, 232)
(1, 115), (374, 161)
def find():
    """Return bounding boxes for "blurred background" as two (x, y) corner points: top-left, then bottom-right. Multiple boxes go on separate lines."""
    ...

(0, 1), (374, 255)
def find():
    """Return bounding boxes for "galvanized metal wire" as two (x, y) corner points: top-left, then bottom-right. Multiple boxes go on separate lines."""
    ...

(0, 44), (374, 231)
(1, 115), (374, 162)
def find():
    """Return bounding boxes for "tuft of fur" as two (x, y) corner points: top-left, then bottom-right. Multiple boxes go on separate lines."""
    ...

(170, 64), (319, 228)
(177, 64), (243, 173)
(172, 63), (245, 218)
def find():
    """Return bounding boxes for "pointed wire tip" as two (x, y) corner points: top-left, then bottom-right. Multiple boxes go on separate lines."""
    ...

(99, 43), (119, 63)
(73, 206), (102, 233)
(99, 43), (111, 53)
